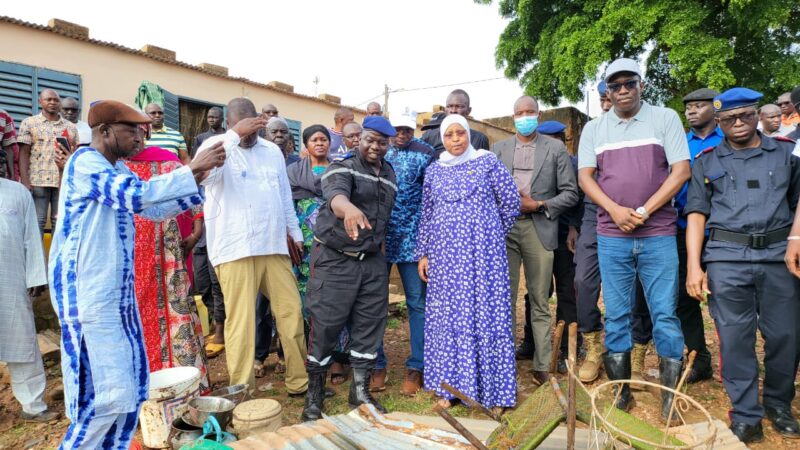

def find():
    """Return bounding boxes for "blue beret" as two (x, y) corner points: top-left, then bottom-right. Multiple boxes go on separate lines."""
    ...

(713, 87), (763, 112)
(362, 116), (396, 137)
(537, 120), (566, 135)
(598, 81), (608, 96)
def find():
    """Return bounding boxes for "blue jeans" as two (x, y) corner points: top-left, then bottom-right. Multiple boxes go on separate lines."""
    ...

(375, 262), (426, 371)
(597, 235), (684, 359)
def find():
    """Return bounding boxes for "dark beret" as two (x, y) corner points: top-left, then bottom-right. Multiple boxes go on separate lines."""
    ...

(537, 121), (566, 135)
(682, 88), (720, 104)
(362, 116), (396, 137)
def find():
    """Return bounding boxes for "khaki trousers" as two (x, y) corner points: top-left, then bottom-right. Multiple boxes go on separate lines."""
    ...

(216, 255), (308, 393)
(507, 218), (554, 371)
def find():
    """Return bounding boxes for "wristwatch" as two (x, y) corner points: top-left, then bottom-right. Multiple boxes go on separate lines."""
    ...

(635, 206), (649, 221)
(536, 202), (547, 213)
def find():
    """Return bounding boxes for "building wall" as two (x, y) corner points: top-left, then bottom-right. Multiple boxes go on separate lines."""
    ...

(0, 21), (363, 130)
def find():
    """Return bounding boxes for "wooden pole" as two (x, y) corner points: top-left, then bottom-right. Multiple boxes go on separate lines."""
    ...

(433, 404), (489, 450)
(441, 383), (501, 422)
(549, 320), (566, 374)
(567, 323), (578, 450)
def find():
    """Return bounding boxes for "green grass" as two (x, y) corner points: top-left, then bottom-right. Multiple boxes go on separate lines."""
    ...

(386, 317), (402, 330)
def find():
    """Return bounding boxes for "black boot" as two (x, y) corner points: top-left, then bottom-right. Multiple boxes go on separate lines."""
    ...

(301, 371), (327, 421)
(659, 356), (682, 424)
(349, 368), (387, 413)
(602, 352), (633, 411)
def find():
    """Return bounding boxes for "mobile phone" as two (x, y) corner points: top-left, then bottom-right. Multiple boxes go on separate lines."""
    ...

(55, 137), (70, 150)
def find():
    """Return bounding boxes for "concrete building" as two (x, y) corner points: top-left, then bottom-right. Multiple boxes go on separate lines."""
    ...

(0, 16), (365, 151)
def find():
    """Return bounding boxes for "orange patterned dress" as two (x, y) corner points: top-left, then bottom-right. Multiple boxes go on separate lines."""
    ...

(126, 148), (209, 393)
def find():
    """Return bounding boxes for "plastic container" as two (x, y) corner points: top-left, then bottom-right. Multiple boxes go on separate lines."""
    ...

(140, 367), (202, 449)
(231, 399), (283, 438)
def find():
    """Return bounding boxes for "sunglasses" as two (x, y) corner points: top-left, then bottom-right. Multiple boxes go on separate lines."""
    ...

(606, 79), (640, 93)
(718, 111), (757, 127)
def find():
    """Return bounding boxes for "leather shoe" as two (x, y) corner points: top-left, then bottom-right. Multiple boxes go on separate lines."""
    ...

(515, 341), (534, 360)
(766, 406), (800, 439)
(685, 365), (713, 384)
(401, 369), (423, 396)
(557, 357), (567, 374)
(729, 421), (764, 444)
(532, 370), (549, 386)
(369, 368), (387, 392)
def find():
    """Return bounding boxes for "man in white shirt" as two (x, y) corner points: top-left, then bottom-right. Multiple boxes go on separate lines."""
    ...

(195, 98), (308, 395)
(61, 97), (92, 147)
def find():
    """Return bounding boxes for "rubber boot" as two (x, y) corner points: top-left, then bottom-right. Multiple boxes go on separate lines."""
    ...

(630, 342), (648, 391)
(603, 352), (633, 412)
(659, 356), (683, 425)
(349, 368), (387, 413)
(579, 331), (604, 382)
(301, 371), (327, 421)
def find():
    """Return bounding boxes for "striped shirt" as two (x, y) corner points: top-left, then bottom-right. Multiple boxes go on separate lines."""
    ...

(145, 126), (187, 157)
(578, 102), (689, 237)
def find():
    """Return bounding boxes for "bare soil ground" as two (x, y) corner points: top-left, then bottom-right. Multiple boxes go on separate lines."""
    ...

(2, 293), (799, 449)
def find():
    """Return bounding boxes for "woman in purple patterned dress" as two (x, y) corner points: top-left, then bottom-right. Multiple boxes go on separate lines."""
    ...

(416, 114), (520, 412)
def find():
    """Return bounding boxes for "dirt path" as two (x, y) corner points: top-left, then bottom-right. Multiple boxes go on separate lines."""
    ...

(1, 296), (799, 449)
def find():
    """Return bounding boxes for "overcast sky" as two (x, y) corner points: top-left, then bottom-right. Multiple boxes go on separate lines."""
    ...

(5, 0), (604, 119)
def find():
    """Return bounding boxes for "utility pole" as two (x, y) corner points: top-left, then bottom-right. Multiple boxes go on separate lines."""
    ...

(383, 84), (389, 116)
(313, 76), (320, 96)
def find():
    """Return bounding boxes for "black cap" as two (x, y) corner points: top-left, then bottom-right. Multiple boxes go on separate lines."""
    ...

(421, 112), (447, 131)
(682, 88), (720, 104)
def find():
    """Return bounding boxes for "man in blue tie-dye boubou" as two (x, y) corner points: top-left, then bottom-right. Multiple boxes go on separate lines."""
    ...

(48, 100), (225, 449)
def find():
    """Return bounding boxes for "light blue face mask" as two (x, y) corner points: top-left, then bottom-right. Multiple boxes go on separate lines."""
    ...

(514, 116), (538, 136)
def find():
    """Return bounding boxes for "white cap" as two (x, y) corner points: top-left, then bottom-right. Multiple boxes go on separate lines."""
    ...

(390, 113), (416, 131)
(604, 58), (642, 83)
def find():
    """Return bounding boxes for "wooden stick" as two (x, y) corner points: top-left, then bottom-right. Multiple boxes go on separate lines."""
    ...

(549, 377), (568, 412)
(567, 323), (578, 450)
(441, 383), (501, 422)
(433, 404), (490, 450)
(549, 320), (566, 374)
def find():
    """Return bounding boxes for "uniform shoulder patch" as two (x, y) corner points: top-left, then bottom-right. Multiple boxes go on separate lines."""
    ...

(695, 146), (716, 159)
(333, 153), (354, 162)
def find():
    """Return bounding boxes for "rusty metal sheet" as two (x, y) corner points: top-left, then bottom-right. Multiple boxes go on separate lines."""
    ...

(229, 405), (475, 450)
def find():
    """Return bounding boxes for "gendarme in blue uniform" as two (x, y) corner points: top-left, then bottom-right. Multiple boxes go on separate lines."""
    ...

(685, 88), (800, 434)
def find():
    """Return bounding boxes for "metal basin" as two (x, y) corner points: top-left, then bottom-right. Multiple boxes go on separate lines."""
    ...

(208, 384), (249, 406)
(184, 396), (235, 429)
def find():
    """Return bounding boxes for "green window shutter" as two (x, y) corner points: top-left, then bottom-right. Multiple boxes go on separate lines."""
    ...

(0, 61), (82, 129)
(286, 118), (301, 155)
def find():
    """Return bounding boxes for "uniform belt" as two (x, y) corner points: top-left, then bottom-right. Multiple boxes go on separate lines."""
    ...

(314, 237), (367, 261)
(708, 227), (790, 250)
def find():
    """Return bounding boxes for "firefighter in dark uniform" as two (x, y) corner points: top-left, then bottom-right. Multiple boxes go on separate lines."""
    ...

(685, 87), (800, 444)
(301, 116), (397, 421)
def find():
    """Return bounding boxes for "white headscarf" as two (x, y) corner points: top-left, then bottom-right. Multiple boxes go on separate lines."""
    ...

(438, 114), (490, 166)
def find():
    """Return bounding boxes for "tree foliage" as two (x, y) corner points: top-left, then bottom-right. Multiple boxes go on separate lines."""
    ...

(477, 0), (800, 109)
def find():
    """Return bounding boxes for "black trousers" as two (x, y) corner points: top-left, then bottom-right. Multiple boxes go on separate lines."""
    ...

(707, 261), (798, 424)
(676, 229), (711, 369)
(255, 293), (273, 361)
(192, 247), (225, 323)
(306, 244), (388, 373)
(573, 207), (652, 343)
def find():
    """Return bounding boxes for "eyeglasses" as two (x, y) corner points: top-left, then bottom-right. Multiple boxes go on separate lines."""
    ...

(62, 108), (79, 113)
(606, 79), (640, 93)
(777, 102), (791, 106)
(718, 111), (757, 127)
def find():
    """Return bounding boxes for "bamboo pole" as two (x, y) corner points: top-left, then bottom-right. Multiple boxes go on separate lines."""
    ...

(567, 323), (578, 450)
(549, 320), (566, 374)
(433, 404), (489, 450)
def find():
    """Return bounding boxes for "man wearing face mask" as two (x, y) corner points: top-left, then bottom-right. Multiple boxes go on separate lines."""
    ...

(492, 95), (578, 386)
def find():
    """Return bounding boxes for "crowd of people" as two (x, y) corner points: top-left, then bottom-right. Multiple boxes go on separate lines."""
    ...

(1, 56), (800, 448)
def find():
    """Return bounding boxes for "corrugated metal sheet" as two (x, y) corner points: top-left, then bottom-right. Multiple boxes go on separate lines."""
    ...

(229, 405), (475, 450)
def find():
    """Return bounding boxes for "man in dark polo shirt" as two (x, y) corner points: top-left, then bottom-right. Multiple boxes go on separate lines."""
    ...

(577, 58), (690, 421)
